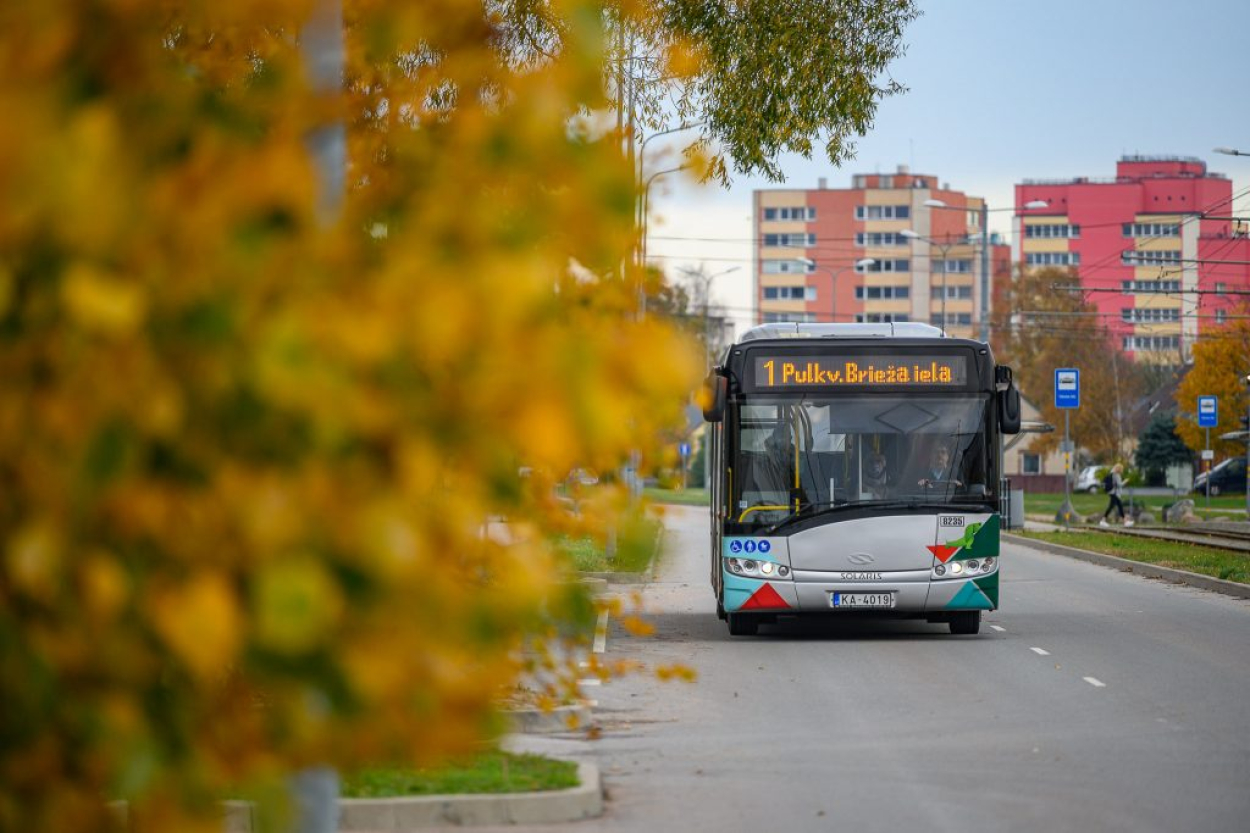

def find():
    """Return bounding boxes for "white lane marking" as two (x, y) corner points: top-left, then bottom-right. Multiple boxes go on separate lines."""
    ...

(1084, 677), (1107, 688)
(593, 610), (609, 654)
(578, 678), (602, 687)
(1030, 647), (1051, 656)
(990, 625), (1006, 633)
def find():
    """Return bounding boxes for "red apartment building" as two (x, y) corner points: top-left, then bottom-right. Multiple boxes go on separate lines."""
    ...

(753, 166), (1009, 340)
(1014, 156), (1250, 363)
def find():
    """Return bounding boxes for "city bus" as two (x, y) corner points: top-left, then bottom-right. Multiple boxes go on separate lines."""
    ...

(701, 323), (1022, 636)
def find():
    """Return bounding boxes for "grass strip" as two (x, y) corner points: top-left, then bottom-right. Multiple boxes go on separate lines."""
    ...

(556, 515), (661, 574)
(1024, 492), (1247, 520)
(341, 751), (578, 798)
(1014, 529), (1250, 584)
(642, 487), (709, 506)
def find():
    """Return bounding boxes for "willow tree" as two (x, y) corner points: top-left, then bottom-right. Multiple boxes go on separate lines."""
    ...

(0, 1), (916, 830)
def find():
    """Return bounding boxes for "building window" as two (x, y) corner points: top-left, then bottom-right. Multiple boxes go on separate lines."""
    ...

(855, 231), (908, 247)
(1122, 335), (1181, 352)
(1022, 453), (1041, 475)
(1215, 309), (1228, 324)
(762, 206), (816, 221)
(763, 232), (816, 247)
(1122, 307), (1180, 323)
(762, 259), (815, 274)
(939, 259), (973, 273)
(763, 286), (816, 301)
(1121, 249), (1180, 266)
(1122, 222), (1180, 237)
(1215, 282), (1227, 295)
(855, 205), (911, 220)
(1026, 251), (1081, 266)
(931, 313), (973, 327)
(855, 313), (909, 323)
(1122, 280), (1181, 294)
(763, 312), (817, 323)
(1025, 224), (1081, 239)
(858, 259), (910, 273)
(855, 286), (911, 300)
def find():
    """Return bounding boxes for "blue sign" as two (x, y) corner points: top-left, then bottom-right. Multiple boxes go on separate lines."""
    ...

(1197, 396), (1218, 428)
(1055, 368), (1080, 409)
(679, 442), (691, 458)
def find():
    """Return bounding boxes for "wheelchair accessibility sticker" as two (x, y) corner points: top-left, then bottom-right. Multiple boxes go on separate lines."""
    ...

(728, 539), (771, 555)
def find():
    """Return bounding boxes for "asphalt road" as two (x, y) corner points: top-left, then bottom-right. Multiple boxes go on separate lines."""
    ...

(497, 505), (1250, 833)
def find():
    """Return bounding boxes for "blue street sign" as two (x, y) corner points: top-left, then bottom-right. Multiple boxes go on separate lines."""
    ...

(1055, 368), (1080, 409)
(1197, 396), (1218, 428)
(679, 442), (691, 458)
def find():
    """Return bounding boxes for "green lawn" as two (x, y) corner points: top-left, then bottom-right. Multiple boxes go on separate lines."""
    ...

(341, 751), (578, 797)
(1013, 529), (1250, 584)
(1024, 491), (1247, 521)
(555, 515), (661, 574)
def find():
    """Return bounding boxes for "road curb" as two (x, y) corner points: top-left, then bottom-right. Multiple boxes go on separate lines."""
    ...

(1004, 532), (1250, 600)
(215, 760), (603, 831)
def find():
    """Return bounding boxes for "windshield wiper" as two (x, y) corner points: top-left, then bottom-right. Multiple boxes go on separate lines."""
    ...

(764, 500), (992, 533)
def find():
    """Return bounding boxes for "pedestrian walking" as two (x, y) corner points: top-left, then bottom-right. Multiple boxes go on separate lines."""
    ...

(1099, 464), (1133, 526)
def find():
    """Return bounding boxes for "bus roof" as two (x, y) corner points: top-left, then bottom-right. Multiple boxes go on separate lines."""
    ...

(738, 322), (947, 343)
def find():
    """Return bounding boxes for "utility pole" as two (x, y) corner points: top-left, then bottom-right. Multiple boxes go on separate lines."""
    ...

(294, 2), (344, 830)
(979, 202), (991, 343)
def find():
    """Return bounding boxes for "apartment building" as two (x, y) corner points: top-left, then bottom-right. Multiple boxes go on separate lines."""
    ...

(1014, 156), (1250, 363)
(753, 166), (1008, 340)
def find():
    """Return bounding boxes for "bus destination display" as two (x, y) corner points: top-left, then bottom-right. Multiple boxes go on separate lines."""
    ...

(751, 355), (967, 388)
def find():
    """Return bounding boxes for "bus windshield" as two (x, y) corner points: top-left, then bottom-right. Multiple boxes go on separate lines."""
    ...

(731, 394), (992, 527)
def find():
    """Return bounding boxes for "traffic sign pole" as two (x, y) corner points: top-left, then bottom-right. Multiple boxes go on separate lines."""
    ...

(1054, 369), (1080, 527)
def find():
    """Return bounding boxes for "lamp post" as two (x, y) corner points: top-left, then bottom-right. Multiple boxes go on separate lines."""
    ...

(1214, 146), (1249, 157)
(921, 198), (1048, 341)
(899, 229), (957, 331)
(802, 258), (876, 323)
(641, 164), (690, 268)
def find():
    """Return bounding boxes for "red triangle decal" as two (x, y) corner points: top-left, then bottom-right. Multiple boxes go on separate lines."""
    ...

(927, 545), (960, 563)
(740, 583), (790, 611)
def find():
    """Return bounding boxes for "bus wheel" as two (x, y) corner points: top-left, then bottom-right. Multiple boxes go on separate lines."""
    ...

(949, 611), (981, 635)
(727, 614), (759, 636)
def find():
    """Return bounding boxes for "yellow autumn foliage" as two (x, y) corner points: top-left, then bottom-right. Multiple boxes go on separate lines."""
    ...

(0, 0), (701, 829)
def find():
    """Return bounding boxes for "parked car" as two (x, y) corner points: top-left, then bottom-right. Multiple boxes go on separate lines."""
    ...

(1192, 457), (1247, 496)
(1074, 465), (1103, 494)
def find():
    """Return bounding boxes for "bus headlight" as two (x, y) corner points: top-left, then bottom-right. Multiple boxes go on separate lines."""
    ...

(932, 558), (998, 580)
(725, 558), (791, 579)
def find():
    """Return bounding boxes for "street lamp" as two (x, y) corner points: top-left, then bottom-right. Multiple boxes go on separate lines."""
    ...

(899, 228), (959, 332)
(639, 163), (690, 271)
(802, 258), (875, 323)
(1214, 147), (1248, 157)
(921, 198), (1048, 341)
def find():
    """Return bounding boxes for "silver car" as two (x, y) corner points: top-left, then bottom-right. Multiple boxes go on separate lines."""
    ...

(1074, 465), (1102, 494)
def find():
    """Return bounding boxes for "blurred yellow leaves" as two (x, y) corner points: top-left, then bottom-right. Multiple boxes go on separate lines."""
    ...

(0, 1), (704, 830)
(253, 558), (343, 656)
(61, 264), (147, 335)
(149, 573), (242, 682)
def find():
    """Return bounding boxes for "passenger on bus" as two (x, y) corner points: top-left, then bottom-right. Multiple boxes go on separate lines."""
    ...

(864, 452), (892, 499)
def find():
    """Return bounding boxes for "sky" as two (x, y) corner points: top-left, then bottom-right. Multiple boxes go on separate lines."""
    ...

(644, 0), (1250, 337)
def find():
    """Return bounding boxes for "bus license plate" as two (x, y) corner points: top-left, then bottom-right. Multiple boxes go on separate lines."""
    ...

(831, 592), (895, 608)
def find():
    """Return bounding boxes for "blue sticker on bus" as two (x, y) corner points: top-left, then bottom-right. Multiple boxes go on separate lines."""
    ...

(743, 540), (757, 553)
(729, 540), (742, 554)
(758, 540), (771, 553)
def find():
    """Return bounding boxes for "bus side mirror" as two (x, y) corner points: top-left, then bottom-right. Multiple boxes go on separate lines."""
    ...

(702, 374), (727, 423)
(999, 384), (1021, 434)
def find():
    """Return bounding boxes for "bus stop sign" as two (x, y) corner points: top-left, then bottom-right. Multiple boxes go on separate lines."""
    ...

(1198, 396), (1217, 428)
(1055, 368), (1079, 410)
